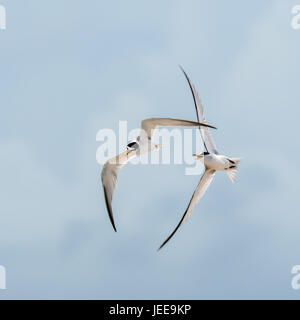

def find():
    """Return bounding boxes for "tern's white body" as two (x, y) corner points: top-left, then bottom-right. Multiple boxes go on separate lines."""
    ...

(203, 154), (232, 171)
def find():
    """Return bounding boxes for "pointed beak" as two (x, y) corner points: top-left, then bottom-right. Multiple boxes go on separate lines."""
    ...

(193, 153), (204, 160)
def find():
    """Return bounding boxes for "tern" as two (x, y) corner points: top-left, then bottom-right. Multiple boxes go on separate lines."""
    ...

(101, 117), (217, 232)
(158, 67), (242, 250)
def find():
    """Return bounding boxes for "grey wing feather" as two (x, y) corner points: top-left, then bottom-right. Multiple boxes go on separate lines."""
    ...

(158, 169), (215, 250)
(141, 118), (216, 138)
(101, 151), (136, 231)
(180, 66), (218, 154)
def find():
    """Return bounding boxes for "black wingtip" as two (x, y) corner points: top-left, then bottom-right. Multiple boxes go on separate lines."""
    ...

(103, 186), (117, 232)
(157, 241), (167, 251)
(108, 208), (117, 232)
(157, 203), (192, 251)
(108, 209), (117, 232)
(157, 234), (173, 251)
(179, 65), (187, 76)
(204, 123), (217, 130)
(157, 242), (165, 251)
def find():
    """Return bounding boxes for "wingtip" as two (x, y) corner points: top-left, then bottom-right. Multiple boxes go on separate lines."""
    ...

(179, 65), (187, 76)
(109, 213), (117, 232)
(207, 124), (217, 130)
(157, 243), (165, 252)
(103, 185), (118, 233)
(157, 237), (170, 251)
(200, 122), (217, 130)
(108, 215), (118, 232)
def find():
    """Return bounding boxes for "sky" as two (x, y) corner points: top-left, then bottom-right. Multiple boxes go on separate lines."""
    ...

(0, 0), (300, 299)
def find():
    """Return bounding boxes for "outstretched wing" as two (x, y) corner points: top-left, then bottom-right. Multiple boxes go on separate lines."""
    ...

(141, 118), (216, 139)
(158, 169), (216, 250)
(101, 150), (137, 231)
(180, 66), (218, 154)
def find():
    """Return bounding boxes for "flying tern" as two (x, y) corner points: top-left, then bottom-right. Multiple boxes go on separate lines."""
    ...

(158, 67), (242, 250)
(101, 117), (217, 232)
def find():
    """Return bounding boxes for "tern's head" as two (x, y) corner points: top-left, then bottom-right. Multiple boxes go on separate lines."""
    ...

(193, 151), (209, 160)
(126, 141), (139, 156)
(126, 141), (139, 151)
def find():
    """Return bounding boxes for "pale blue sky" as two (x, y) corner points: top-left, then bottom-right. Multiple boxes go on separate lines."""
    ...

(0, 0), (300, 299)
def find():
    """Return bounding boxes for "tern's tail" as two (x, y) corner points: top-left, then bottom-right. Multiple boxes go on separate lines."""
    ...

(226, 158), (243, 183)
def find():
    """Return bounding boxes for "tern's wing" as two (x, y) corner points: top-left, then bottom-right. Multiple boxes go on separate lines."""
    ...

(141, 118), (216, 138)
(180, 66), (218, 154)
(101, 150), (136, 231)
(158, 169), (216, 250)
